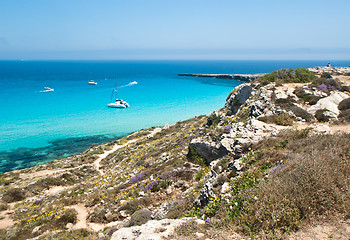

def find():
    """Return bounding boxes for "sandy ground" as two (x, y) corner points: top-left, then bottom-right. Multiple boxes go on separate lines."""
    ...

(333, 75), (350, 86)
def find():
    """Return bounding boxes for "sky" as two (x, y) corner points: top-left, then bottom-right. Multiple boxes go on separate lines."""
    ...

(0, 0), (349, 60)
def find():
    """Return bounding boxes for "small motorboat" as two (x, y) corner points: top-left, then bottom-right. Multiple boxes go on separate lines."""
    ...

(40, 87), (54, 92)
(88, 80), (97, 85)
(108, 99), (130, 108)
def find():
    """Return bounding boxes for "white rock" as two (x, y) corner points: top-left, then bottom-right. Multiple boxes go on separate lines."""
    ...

(308, 91), (349, 115)
(66, 223), (74, 229)
(195, 232), (205, 238)
(32, 226), (40, 233)
(221, 182), (230, 194)
(111, 218), (193, 240)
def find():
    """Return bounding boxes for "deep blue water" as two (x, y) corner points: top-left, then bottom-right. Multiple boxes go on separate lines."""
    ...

(1, 60), (349, 173)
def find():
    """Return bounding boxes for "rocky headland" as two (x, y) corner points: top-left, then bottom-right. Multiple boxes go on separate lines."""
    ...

(0, 68), (350, 240)
(178, 73), (266, 82)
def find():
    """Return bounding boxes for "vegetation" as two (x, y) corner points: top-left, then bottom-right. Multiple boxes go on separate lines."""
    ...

(2, 188), (26, 203)
(175, 130), (350, 239)
(257, 68), (316, 84)
(315, 109), (330, 122)
(258, 112), (294, 126)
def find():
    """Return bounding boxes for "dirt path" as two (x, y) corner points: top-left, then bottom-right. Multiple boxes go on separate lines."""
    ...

(0, 211), (15, 229)
(70, 204), (89, 229)
(19, 168), (74, 181)
(93, 139), (138, 175)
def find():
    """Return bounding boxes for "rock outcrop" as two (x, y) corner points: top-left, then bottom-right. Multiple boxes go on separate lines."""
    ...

(178, 73), (266, 82)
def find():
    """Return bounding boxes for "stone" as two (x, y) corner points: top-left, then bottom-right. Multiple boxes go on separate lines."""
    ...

(32, 226), (40, 233)
(221, 182), (230, 194)
(195, 232), (205, 238)
(66, 223), (74, 229)
(110, 218), (192, 240)
(308, 92), (349, 116)
(119, 210), (129, 218)
(105, 211), (114, 222)
(190, 138), (229, 163)
(225, 84), (253, 114)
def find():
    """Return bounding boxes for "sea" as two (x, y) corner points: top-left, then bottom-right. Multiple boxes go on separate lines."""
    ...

(1, 60), (349, 173)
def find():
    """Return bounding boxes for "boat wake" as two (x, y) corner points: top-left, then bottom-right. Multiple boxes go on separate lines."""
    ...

(119, 81), (138, 88)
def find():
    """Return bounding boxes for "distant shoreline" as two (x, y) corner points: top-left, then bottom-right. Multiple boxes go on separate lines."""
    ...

(178, 73), (266, 82)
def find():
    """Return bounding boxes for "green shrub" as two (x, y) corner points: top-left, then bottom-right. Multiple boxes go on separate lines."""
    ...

(315, 109), (330, 122)
(293, 87), (321, 105)
(2, 188), (26, 203)
(258, 68), (316, 84)
(206, 114), (221, 127)
(187, 145), (207, 166)
(0, 203), (9, 211)
(275, 98), (313, 121)
(53, 208), (77, 228)
(258, 113), (294, 126)
(338, 98), (350, 111)
(128, 209), (152, 226)
(119, 197), (151, 214)
(338, 109), (350, 122)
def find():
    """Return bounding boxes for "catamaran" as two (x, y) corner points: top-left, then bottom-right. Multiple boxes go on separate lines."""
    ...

(108, 79), (129, 108)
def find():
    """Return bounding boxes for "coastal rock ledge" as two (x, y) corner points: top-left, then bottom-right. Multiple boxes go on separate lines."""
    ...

(178, 73), (266, 82)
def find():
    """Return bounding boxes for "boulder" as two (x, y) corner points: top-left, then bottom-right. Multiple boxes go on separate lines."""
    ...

(225, 84), (253, 114)
(190, 138), (229, 163)
(308, 92), (349, 116)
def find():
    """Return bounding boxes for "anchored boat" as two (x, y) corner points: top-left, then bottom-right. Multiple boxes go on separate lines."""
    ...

(108, 79), (129, 108)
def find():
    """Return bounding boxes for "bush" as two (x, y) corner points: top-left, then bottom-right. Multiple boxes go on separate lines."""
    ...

(258, 113), (294, 126)
(206, 114), (221, 127)
(338, 109), (350, 122)
(2, 188), (26, 203)
(315, 109), (330, 122)
(338, 98), (350, 111)
(54, 208), (77, 228)
(293, 87), (321, 105)
(257, 68), (316, 84)
(128, 209), (152, 226)
(0, 203), (9, 211)
(187, 145), (207, 166)
(119, 197), (151, 215)
(275, 98), (313, 121)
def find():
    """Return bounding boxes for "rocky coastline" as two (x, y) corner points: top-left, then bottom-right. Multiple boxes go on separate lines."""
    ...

(0, 68), (349, 240)
(178, 73), (266, 82)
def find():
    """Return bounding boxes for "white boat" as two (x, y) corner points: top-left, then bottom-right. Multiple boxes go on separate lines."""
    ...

(88, 80), (97, 85)
(108, 99), (129, 108)
(108, 79), (129, 108)
(40, 87), (54, 92)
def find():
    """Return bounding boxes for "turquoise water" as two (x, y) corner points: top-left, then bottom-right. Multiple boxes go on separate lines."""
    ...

(1, 60), (349, 173)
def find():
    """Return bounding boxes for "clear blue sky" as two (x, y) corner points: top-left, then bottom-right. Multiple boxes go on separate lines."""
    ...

(0, 0), (349, 60)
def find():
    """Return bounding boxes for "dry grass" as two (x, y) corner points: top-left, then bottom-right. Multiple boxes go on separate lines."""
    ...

(238, 133), (350, 236)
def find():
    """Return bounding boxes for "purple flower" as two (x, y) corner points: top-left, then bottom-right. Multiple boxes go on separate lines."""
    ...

(224, 125), (232, 134)
(328, 85), (335, 91)
(270, 162), (286, 174)
(317, 84), (328, 92)
(129, 173), (145, 184)
(144, 181), (158, 191)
